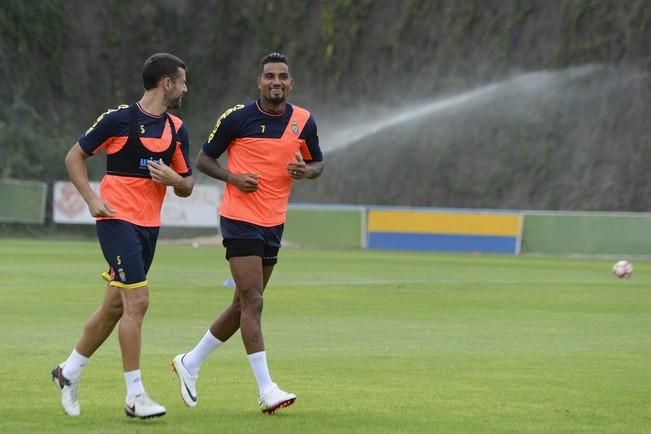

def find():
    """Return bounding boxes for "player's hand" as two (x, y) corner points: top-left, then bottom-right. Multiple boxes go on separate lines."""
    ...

(228, 172), (261, 192)
(288, 152), (307, 179)
(88, 196), (115, 218)
(148, 159), (181, 186)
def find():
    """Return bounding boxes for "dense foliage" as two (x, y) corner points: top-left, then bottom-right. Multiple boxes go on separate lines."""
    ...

(3, 0), (651, 210)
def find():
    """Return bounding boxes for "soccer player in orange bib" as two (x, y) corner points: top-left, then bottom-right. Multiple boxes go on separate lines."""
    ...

(171, 52), (324, 413)
(51, 53), (194, 419)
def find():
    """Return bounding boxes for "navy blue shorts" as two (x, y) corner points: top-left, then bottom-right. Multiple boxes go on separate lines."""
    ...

(220, 216), (284, 266)
(96, 219), (159, 289)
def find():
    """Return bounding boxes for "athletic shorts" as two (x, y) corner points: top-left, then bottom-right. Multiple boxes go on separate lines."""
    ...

(95, 219), (159, 289)
(220, 216), (284, 266)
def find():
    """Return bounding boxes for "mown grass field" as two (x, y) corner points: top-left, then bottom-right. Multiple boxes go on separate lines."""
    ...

(0, 239), (650, 433)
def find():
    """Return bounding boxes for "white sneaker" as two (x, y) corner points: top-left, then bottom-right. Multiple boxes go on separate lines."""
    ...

(171, 354), (198, 407)
(258, 383), (296, 414)
(51, 365), (80, 416)
(124, 393), (166, 419)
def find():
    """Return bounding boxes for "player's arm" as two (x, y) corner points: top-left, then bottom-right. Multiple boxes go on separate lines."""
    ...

(64, 143), (115, 217)
(72, 105), (131, 216)
(174, 174), (194, 197)
(196, 149), (260, 193)
(149, 124), (195, 197)
(147, 159), (194, 197)
(198, 105), (260, 192)
(288, 116), (324, 180)
(288, 152), (324, 180)
(304, 159), (324, 179)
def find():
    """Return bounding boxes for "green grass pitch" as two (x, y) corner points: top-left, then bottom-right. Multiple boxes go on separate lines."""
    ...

(1, 239), (650, 433)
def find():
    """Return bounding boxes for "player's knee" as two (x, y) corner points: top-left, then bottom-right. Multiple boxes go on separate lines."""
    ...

(105, 302), (123, 321)
(124, 293), (149, 317)
(240, 290), (263, 314)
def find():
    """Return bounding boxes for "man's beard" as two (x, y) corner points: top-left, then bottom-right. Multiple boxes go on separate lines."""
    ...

(167, 95), (182, 109)
(268, 95), (284, 105)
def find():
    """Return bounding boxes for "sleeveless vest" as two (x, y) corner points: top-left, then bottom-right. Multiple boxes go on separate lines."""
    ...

(219, 105), (311, 226)
(106, 104), (177, 178)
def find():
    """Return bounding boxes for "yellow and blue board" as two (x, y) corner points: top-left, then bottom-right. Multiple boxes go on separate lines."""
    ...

(367, 209), (523, 254)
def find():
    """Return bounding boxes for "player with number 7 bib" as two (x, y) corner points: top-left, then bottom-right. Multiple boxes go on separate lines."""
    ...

(171, 52), (324, 414)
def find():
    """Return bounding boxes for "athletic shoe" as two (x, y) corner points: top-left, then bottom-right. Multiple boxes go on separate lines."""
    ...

(124, 393), (166, 419)
(51, 365), (80, 416)
(258, 383), (296, 414)
(171, 354), (198, 407)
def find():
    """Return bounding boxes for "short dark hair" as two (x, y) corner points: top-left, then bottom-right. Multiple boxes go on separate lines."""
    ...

(259, 52), (288, 73)
(142, 53), (186, 90)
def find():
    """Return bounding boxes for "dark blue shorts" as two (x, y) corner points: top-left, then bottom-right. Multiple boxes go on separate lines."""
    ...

(220, 216), (284, 266)
(96, 219), (159, 289)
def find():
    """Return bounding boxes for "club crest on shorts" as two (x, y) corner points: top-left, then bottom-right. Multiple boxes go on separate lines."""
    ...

(291, 121), (299, 135)
(118, 267), (126, 282)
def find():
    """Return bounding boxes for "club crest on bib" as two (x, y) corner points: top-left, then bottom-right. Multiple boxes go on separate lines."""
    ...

(291, 121), (299, 135)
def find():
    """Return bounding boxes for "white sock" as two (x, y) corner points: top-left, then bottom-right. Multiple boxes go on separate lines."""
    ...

(183, 330), (223, 376)
(247, 351), (273, 395)
(61, 349), (89, 382)
(124, 369), (145, 399)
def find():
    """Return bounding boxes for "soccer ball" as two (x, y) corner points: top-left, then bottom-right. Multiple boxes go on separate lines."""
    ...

(612, 260), (633, 279)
